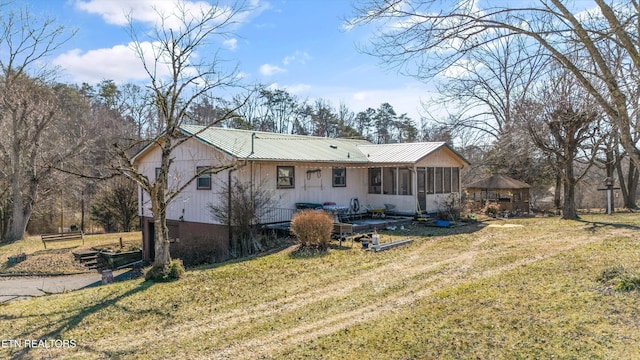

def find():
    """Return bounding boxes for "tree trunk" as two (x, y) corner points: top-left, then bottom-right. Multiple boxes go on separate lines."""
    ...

(153, 216), (171, 268)
(150, 186), (171, 270)
(617, 158), (639, 209)
(7, 189), (31, 242)
(561, 162), (579, 220)
(554, 174), (562, 212)
(562, 180), (579, 220)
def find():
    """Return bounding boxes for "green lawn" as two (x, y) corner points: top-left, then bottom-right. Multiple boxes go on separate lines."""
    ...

(1, 215), (640, 359)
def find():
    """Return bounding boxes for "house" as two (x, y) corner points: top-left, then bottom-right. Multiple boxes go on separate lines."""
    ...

(133, 125), (470, 264)
(464, 174), (531, 214)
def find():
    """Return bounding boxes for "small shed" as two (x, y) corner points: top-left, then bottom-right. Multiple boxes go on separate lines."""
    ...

(465, 174), (530, 213)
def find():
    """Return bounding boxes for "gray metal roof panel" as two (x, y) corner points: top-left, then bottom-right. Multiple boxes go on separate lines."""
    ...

(357, 142), (447, 163)
(181, 125), (371, 162)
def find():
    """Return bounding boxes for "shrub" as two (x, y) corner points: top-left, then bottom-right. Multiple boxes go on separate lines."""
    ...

(145, 259), (185, 282)
(289, 210), (334, 250)
(208, 177), (277, 258)
(482, 201), (501, 217)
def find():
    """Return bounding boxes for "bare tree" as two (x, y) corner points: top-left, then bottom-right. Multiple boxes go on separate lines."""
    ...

(348, 0), (640, 182)
(112, 1), (251, 276)
(0, 5), (80, 242)
(430, 29), (547, 144)
(208, 177), (277, 258)
(516, 70), (602, 220)
(90, 177), (138, 233)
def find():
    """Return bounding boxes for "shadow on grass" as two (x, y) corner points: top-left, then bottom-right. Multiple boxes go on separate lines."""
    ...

(7, 279), (155, 360)
(398, 220), (487, 237)
(577, 218), (640, 233)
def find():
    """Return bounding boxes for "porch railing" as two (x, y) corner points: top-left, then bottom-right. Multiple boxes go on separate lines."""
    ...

(258, 207), (296, 225)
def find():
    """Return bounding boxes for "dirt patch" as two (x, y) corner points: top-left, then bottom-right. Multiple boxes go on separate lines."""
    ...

(1, 249), (88, 275)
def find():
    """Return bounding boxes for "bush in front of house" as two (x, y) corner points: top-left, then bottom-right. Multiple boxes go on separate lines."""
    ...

(290, 210), (333, 250)
(145, 259), (185, 282)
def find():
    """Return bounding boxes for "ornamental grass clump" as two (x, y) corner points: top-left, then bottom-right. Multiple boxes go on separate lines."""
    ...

(289, 210), (334, 250)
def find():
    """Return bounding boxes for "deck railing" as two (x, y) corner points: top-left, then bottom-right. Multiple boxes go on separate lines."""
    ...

(258, 207), (297, 225)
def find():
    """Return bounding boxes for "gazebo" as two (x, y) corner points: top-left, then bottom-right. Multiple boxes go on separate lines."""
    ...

(465, 174), (530, 214)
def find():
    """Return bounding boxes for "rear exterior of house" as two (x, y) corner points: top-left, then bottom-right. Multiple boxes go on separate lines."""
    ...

(134, 125), (469, 264)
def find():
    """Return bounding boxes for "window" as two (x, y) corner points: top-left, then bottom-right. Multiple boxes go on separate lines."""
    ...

(435, 167), (444, 193)
(399, 168), (412, 195)
(452, 167), (460, 192)
(383, 167), (396, 194)
(427, 167), (434, 194)
(196, 166), (211, 190)
(368, 167), (381, 194)
(277, 166), (295, 189)
(332, 167), (346, 187)
(444, 167), (452, 193)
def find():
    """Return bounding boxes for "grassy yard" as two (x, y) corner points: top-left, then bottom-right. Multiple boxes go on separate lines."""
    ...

(0, 232), (141, 275)
(1, 215), (640, 359)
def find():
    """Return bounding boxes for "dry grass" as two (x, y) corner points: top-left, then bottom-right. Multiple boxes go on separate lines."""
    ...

(0, 232), (141, 275)
(1, 215), (640, 359)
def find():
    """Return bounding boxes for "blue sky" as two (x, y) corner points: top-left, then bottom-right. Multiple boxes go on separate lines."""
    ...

(24, 0), (434, 121)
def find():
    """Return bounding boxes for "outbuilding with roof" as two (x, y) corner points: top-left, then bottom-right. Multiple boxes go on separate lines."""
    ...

(464, 174), (531, 214)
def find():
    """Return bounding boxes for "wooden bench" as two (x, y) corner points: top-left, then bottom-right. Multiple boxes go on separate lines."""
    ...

(41, 231), (84, 249)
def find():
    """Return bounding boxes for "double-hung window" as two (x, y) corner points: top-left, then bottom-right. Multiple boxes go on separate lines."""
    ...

(196, 166), (211, 190)
(332, 167), (346, 187)
(277, 166), (295, 189)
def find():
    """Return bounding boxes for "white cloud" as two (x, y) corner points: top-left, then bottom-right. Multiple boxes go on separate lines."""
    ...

(259, 63), (286, 76)
(74, 0), (250, 32)
(282, 51), (312, 65)
(52, 41), (172, 83)
(75, 0), (201, 27)
(223, 38), (238, 50)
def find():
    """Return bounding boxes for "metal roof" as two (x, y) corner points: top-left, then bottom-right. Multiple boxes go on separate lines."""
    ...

(358, 142), (450, 163)
(132, 125), (470, 166)
(181, 125), (371, 163)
